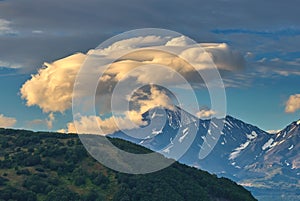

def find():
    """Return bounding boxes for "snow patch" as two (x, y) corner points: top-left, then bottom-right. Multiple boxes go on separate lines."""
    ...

(247, 131), (258, 140)
(179, 128), (189, 143)
(262, 138), (274, 150)
(285, 160), (290, 166)
(150, 111), (157, 119)
(162, 138), (174, 153)
(289, 126), (296, 133)
(183, 127), (189, 134)
(282, 131), (287, 138)
(139, 135), (151, 144)
(225, 119), (234, 128)
(162, 145), (173, 154)
(288, 145), (294, 150)
(211, 121), (218, 128)
(194, 122), (198, 128)
(297, 120), (300, 125)
(229, 141), (250, 160)
(152, 128), (163, 135)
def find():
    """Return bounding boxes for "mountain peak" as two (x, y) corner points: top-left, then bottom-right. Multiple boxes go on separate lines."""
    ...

(142, 106), (199, 126)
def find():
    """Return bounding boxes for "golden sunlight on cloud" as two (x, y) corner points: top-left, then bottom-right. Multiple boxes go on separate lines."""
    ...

(196, 109), (216, 119)
(59, 115), (139, 135)
(60, 86), (174, 135)
(20, 53), (85, 113)
(285, 94), (300, 113)
(21, 35), (244, 134)
(21, 37), (243, 113)
(28, 113), (55, 129)
(0, 114), (17, 128)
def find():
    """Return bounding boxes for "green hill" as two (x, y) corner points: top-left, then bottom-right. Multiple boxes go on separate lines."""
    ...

(0, 128), (257, 201)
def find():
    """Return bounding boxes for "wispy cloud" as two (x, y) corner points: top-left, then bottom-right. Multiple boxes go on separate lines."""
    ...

(0, 114), (17, 128)
(212, 27), (300, 38)
(0, 19), (16, 35)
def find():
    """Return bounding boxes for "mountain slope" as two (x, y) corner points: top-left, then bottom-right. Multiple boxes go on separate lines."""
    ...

(263, 120), (300, 170)
(111, 106), (300, 200)
(112, 107), (272, 179)
(240, 120), (300, 200)
(0, 128), (257, 201)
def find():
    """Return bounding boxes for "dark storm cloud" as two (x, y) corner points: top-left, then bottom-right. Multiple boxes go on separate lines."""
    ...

(0, 0), (299, 71)
(0, 34), (107, 70)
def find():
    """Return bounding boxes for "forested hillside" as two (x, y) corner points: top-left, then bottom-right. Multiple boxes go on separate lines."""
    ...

(0, 128), (256, 201)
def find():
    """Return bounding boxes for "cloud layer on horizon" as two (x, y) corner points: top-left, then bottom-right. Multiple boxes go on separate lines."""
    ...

(0, 114), (16, 128)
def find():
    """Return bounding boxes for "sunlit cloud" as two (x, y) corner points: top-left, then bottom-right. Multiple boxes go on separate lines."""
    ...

(0, 114), (17, 128)
(21, 36), (243, 112)
(21, 35), (244, 134)
(255, 58), (300, 77)
(196, 109), (216, 119)
(27, 113), (55, 129)
(65, 115), (140, 135)
(20, 53), (86, 113)
(60, 85), (175, 135)
(285, 94), (300, 113)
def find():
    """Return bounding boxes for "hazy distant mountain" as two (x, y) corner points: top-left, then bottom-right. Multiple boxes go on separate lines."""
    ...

(111, 106), (300, 200)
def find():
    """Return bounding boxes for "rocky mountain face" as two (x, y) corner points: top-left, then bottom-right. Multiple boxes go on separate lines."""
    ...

(111, 106), (300, 200)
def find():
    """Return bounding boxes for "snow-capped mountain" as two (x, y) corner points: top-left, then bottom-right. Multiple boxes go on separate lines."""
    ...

(110, 106), (300, 198)
(263, 120), (300, 171)
(139, 108), (271, 178)
(112, 106), (272, 177)
(241, 119), (300, 195)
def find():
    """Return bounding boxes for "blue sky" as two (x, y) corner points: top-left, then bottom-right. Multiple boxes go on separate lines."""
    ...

(0, 0), (300, 133)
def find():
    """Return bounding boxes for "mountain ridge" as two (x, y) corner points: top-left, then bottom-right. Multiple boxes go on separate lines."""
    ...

(110, 106), (300, 200)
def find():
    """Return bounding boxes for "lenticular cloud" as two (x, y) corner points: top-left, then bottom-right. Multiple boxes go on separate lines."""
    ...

(20, 34), (244, 134)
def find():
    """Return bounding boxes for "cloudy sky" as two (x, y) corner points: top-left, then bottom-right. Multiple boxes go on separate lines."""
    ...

(0, 0), (300, 133)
